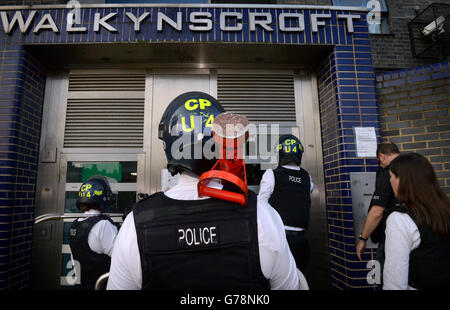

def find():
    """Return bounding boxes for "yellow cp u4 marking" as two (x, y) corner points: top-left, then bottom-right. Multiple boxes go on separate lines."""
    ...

(80, 184), (92, 192)
(185, 98), (211, 111)
(181, 114), (215, 132)
(284, 139), (297, 146)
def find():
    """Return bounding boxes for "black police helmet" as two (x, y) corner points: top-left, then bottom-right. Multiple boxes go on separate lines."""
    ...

(277, 134), (304, 166)
(76, 175), (113, 212)
(158, 91), (225, 176)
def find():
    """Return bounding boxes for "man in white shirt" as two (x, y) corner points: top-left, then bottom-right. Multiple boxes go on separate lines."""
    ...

(68, 175), (118, 290)
(107, 92), (307, 290)
(258, 135), (314, 271)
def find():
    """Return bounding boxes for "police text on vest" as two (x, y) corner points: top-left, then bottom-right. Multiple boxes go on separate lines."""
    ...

(288, 175), (302, 183)
(178, 226), (218, 247)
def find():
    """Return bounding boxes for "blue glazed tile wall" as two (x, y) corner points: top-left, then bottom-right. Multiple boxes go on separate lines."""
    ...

(316, 25), (381, 289)
(0, 41), (46, 289)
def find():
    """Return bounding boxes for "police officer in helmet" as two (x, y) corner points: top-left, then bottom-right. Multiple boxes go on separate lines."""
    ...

(68, 175), (118, 290)
(258, 135), (314, 271)
(107, 92), (307, 290)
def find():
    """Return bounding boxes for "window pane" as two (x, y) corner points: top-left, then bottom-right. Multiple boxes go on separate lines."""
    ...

(67, 162), (137, 183)
(332, 0), (365, 7)
(333, 0), (388, 11)
(380, 15), (390, 34)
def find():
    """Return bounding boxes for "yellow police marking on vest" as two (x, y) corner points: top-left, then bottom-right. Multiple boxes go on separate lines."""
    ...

(184, 98), (211, 111)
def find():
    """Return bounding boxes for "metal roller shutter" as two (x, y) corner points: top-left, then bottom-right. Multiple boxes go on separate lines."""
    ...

(64, 71), (145, 148)
(217, 72), (296, 122)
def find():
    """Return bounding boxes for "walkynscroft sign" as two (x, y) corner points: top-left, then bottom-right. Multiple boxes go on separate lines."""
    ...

(0, 7), (364, 37)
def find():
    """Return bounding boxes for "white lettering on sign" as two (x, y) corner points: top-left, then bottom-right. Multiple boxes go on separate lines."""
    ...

(279, 13), (305, 32)
(178, 226), (218, 247)
(0, 10), (360, 35)
(157, 11), (182, 31)
(189, 11), (213, 32)
(94, 12), (117, 32)
(125, 12), (150, 32)
(311, 13), (331, 32)
(0, 10), (36, 34)
(249, 12), (273, 32)
(220, 12), (243, 32)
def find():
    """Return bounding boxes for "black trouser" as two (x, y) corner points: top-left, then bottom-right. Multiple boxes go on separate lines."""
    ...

(285, 230), (310, 272)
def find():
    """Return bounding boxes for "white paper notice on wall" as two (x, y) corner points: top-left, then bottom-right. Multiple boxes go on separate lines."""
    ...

(354, 127), (377, 158)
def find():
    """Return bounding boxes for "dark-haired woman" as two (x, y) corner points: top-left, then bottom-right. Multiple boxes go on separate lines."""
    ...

(384, 152), (450, 290)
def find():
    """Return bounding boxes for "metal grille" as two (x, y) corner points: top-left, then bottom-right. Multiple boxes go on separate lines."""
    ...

(64, 71), (145, 148)
(68, 72), (145, 92)
(217, 72), (296, 122)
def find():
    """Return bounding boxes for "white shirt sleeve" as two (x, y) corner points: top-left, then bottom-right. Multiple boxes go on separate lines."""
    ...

(88, 219), (118, 257)
(257, 200), (304, 290)
(107, 212), (142, 290)
(257, 169), (275, 202)
(383, 211), (421, 290)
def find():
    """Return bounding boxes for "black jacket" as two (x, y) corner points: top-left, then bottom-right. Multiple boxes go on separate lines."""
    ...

(268, 167), (311, 229)
(132, 190), (269, 290)
(369, 165), (398, 244)
(68, 214), (114, 290)
(392, 206), (450, 290)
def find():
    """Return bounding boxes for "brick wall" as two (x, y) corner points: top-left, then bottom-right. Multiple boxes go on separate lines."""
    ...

(281, 0), (449, 71)
(370, 0), (448, 71)
(376, 61), (450, 195)
(0, 44), (47, 289)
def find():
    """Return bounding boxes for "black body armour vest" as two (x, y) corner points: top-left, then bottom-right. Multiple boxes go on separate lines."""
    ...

(133, 190), (270, 290)
(393, 206), (450, 290)
(269, 167), (311, 229)
(68, 214), (113, 290)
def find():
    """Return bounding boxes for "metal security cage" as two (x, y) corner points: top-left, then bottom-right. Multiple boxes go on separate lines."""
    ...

(408, 2), (450, 60)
